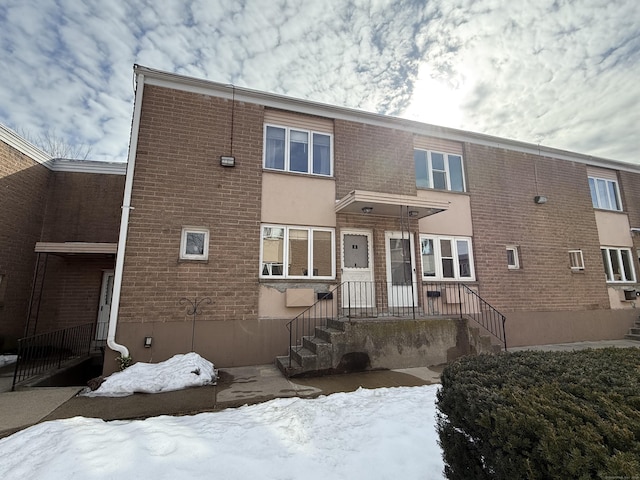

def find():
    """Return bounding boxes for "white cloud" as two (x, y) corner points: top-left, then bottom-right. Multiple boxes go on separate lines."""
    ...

(0, 0), (638, 163)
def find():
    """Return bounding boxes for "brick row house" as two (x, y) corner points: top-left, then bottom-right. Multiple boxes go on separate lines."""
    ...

(3, 65), (640, 377)
(0, 125), (125, 354)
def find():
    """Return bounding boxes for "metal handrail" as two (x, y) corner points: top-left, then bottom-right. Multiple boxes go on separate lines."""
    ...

(12, 322), (96, 390)
(285, 280), (508, 367)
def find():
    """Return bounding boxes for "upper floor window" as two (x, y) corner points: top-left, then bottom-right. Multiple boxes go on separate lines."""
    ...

(420, 235), (474, 280)
(601, 247), (635, 283)
(260, 225), (335, 279)
(264, 125), (332, 176)
(414, 150), (465, 192)
(588, 176), (621, 211)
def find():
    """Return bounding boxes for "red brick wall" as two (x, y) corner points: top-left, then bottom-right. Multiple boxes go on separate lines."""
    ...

(41, 172), (124, 243)
(118, 86), (264, 332)
(0, 140), (50, 346)
(334, 120), (416, 199)
(465, 144), (609, 312)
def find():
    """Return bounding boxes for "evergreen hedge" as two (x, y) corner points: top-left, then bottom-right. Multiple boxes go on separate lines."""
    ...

(436, 348), (640, 479)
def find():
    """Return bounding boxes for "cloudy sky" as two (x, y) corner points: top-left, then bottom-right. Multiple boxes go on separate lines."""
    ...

(0, 0), (638, 163)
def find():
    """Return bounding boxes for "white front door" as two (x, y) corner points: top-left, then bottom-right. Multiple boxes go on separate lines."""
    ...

(96, 270), (114, 341)
(385, 231), (417, 308)
(341, 230), (374, 308)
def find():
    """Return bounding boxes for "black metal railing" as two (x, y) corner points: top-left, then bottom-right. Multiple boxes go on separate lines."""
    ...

(286, 283), (343, 367)
(12, 323), (96, 390)
(286, 281), (507, 367)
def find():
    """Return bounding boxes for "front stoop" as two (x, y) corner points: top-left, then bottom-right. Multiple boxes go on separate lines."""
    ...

(624, 316), (640, 341)
(276, 317), (501, 378)
(276, 320), (346, 377)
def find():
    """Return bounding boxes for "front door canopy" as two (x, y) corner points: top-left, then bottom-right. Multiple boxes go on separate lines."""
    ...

(335, 190), (449, 219)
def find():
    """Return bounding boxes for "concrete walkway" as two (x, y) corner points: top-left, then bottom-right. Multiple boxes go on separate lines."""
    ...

(0, 339), (637, 439)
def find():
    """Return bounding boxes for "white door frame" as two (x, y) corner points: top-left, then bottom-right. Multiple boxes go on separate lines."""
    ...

(385, 231), (417, 308)
(96, 270), (114, 341)
(341, 229), (374, 309)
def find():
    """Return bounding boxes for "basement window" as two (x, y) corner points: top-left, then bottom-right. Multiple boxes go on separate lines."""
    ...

(180, 228), (209, 261)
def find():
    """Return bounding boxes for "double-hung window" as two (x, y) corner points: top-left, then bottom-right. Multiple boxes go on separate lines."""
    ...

(601, 247), (635, 283)
(420, 235), (474, 280)
(264, 125), (332, 176)
(414, 150), (465, 192)
(260, 225), (335, 279)
(588, 176), (621, 211)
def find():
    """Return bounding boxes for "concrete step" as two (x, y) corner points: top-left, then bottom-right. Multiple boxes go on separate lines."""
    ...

(629, 327), (640, 335)
(302, 336), (331, 354)
(291, 347), (318, 370)
(624, 334), (640, 342)
(315, 326), (345, 343)
(275, 355), (303, 377)
(327, 318), (347, 331)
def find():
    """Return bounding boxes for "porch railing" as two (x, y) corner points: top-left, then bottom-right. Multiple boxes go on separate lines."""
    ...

(285, 281), (507, 367)
(12, 322), (97, 391)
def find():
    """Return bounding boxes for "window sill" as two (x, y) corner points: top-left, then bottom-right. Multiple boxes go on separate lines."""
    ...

(416, 186), (469, 195)
(260, 278), (337, 284)
(593, 207), (625, 214)
(262, 168), (334, 180)
(177, 258), (209, 264)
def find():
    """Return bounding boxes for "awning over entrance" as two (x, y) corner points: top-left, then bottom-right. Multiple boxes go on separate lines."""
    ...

(335, 190), (449, 219)
(34, 242), (117, 255)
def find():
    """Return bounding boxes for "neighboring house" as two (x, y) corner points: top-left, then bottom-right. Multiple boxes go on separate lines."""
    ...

(0, 124), (125, 353)
(100, 65), (640, 374)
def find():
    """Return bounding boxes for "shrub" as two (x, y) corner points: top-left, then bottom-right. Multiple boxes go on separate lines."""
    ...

(436, 348), (640, 479)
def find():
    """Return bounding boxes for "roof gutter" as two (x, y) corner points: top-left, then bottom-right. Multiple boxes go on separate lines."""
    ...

(107, 70), (145, 359)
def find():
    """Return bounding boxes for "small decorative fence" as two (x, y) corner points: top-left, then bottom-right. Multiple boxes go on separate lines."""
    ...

(285, 281), (507, 367)
(12, 323), (97, 391)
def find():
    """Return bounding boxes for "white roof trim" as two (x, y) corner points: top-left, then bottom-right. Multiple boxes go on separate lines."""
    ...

(49, 158), (127, 175)
(0, 124), (52, 166)
(135, 65), (640, 174)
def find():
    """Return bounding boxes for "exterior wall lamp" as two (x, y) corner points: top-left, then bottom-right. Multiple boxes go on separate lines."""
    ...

(408, 210), (419, 217)
(220, 156), (236, 167)
(534, 195), (548, 204)
(144, 336), (153, 348)
(361, 207), (373, 214)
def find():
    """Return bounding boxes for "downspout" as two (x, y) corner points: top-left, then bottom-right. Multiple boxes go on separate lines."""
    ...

(107, 71), (145, 358)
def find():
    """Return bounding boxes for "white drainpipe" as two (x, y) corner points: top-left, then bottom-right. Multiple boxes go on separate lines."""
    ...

(107, 71), (145, 358)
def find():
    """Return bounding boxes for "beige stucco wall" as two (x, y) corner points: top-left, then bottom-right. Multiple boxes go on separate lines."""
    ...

(261, 172), (336, 226)
(595, 210), (633, 246)
(417, 190), (472, 236)
(607, 287), (640, 309)
(258, 284), (338, 320)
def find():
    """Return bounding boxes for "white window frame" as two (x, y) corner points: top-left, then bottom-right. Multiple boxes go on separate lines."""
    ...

(180, 227), (210, 261)
(601, 246), (636, 283)
(260, 224), (336, 279)
(414, 149), (466, 192)
(263, 124), (333, 177)
(569, 250), (584, 271)
(588, 176), (622, 211)
(420, 235), (475, 281)
(506, 246), (520, 270)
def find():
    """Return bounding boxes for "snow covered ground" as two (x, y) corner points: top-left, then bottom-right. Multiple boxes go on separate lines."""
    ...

(0, 385), (444, 479)
(82, 352), (217, 397)
(0, 355), (17, 368)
